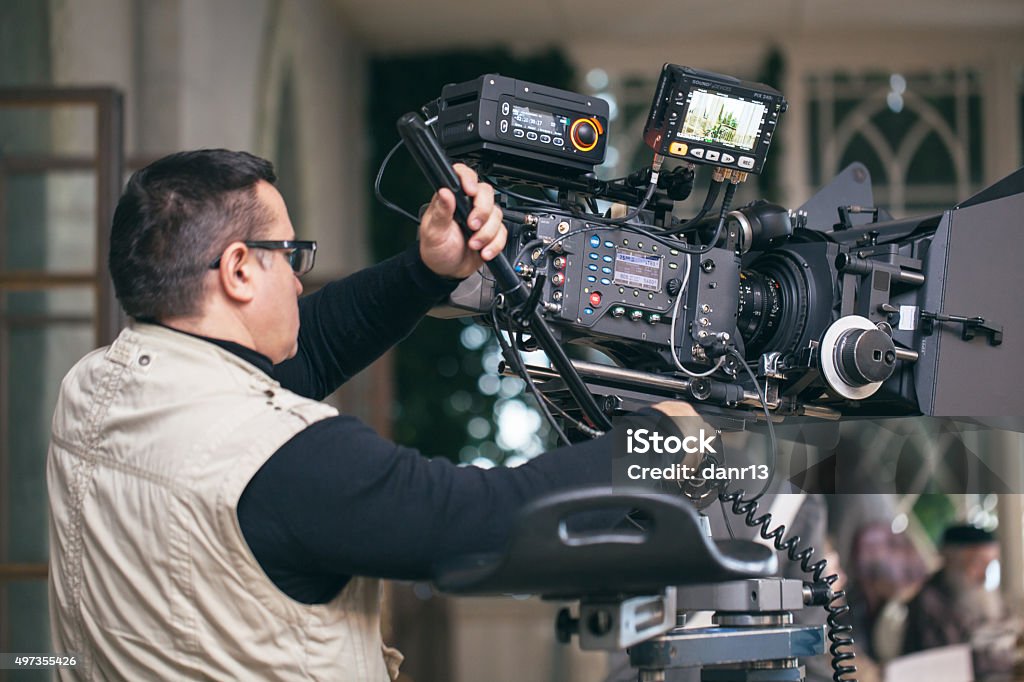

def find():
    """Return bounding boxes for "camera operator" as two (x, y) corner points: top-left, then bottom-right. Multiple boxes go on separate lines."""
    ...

(46, 149), (696, 680)
(902, 525), (1020, 679)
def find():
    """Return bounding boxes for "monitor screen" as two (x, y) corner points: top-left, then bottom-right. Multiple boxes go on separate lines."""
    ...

(678, 89), (768, 152)
(510, 104), (569, 135)
(613, 249), (663, 292)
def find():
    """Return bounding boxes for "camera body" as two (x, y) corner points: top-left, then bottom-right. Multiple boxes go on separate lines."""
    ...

(428, 66), (1024, 420)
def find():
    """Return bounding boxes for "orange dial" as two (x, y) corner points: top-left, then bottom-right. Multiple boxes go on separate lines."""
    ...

(570, 117), (603, 152)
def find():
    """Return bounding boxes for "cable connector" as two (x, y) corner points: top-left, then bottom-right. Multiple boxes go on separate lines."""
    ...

(715, 167), (750, 184)
(650, 153), (665, 186)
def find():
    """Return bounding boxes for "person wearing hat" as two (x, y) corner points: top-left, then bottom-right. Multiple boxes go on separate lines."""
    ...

(902, 524), (1018, 679)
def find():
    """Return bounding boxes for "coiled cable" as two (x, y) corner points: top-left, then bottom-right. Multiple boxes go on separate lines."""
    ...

(716, 347), (855, 680)
(717, 487), (857, 681)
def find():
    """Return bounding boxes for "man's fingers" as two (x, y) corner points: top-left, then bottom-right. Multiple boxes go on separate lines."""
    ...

(423, 188), (456, 233)
(480, 220), (508, 261)
(466, 182), (494, 230)
(452, 163), (479, 197)
(452, 163), (496, 230)
(468, 207), (504, 249)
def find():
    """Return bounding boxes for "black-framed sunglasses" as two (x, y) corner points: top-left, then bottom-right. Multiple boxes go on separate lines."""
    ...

(209, 240), (318, 277)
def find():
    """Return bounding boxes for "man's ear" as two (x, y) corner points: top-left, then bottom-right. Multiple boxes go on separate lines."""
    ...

(216, 242), (257, 303)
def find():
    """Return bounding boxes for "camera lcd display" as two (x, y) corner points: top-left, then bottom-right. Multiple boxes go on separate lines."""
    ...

(613, 249), (663, 292)
(511, 104), (569, 135)
(678, 89), (768, 152)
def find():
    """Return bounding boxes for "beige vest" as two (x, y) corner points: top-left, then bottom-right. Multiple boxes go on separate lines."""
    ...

(47, 322), (402, 680)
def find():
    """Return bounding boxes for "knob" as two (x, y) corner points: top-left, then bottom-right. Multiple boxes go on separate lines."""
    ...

(648, 313), (662, 325)
(570, 118), (602, 152)
(630, 310), (643, 321)
(835, 328), (897, 385)
(556, 608), (579, 644)
(611, 306), (626, 318)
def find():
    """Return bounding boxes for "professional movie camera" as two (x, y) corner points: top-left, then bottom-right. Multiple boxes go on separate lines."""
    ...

(385, 65), (1023, 682)
(417, 65), (1024, 428)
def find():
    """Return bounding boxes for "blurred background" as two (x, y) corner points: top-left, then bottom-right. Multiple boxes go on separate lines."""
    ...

(0, 1), (1022, 680)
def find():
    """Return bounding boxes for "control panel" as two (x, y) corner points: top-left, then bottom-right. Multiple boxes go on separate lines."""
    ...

(437, 74), (609, 174)
(515, 215), (741, 365)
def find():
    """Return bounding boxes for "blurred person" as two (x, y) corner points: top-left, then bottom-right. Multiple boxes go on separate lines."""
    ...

(844, 522), (928, 661)
(902, 524), (1018, 679)
(46, 149), (698, 680)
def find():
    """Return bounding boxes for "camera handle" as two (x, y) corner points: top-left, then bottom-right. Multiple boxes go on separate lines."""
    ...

(397, 112), (613, 432)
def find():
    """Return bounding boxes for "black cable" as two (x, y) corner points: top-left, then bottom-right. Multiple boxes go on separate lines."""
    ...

(719, 497), (736, 539)
(650, 180), (722, 235)
(532, 222), (698, 266)
(729, 348), (776, 502)
(483, 176), (564, 212)
(512, 239), (547, 274)
(569, 180), (659, 227)
(490, 170), (662, 231)
(504, 323), (600, 440)
(375, 140), (421, 224)
(489, 299), (572, 445)
(718, 352), (856, 681)
(688, 180), (738, 256)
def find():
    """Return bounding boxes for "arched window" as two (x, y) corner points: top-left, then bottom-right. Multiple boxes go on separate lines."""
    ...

(809, 70), (983, 215)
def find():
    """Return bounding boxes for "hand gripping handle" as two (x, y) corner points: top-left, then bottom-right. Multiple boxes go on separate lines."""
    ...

(396, 113), (474, 239)
(395, 112), (613, 432)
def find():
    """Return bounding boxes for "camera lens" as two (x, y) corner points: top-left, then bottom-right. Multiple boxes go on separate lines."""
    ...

(737, 251), (813, 359)
(736, 271), (783, 353)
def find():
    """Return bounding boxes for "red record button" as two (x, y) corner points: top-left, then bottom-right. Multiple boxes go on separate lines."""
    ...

(589, 291), (602, 307)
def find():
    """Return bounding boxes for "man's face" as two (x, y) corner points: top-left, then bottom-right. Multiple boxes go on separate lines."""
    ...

(946, 542), (1000, 587)
(249, 181), (303, 363)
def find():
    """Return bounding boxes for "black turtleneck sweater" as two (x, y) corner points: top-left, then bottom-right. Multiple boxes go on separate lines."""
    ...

(189, 244), (629, 604)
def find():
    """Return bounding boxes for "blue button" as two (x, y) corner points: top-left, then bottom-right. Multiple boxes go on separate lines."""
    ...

(589, 252), (599, 260)
(583, 307), (594, 315)
(601, 266), (612, 274)
(602, 255), (613, 262)
(604, 240), (615, 248)
(588, 263), (599, 271)
(600, 278), (611, 285)
(586, 275), (597, 282)
(589, 235), (601, 248)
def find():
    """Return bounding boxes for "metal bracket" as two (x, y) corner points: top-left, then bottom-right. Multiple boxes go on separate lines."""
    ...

(629, 623), (826, 670)
(919, 310), (1003, 346)
(558, 588), (678, 650)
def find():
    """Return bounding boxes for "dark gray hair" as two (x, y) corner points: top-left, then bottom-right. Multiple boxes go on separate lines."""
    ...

(109, 149), (278, 320)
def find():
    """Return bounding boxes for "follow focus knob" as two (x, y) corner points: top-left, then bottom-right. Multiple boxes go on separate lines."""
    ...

(835, 328), (897, 386)
(570, 118), (601, 152)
